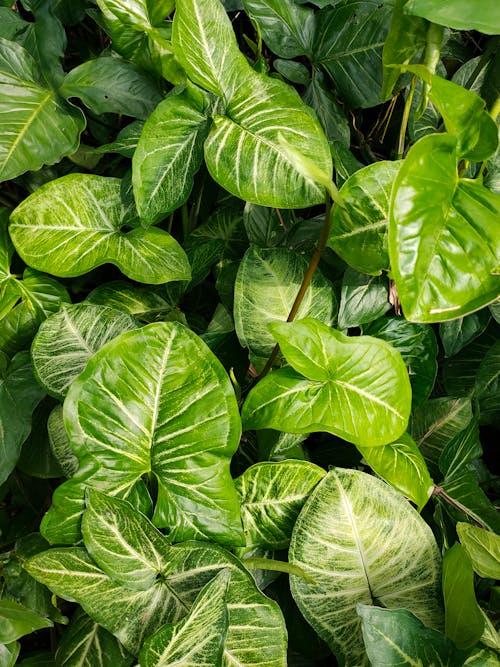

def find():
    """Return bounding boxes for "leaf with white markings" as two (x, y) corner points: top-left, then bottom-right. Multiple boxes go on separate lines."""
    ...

(41, 322), (244, 546)
(31, 303), (139, 400)
(289, 468), (444, 667)
(9, 174), (191, 284)
(235, 461), (325, 549)
(242, 319), (412, 447)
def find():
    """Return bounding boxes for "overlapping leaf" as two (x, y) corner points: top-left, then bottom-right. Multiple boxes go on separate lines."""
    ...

(9, 174), (191, 284)
(289, 468), (443, 666)
(41, 322), (244, 546)
(404, 0), (500, 35)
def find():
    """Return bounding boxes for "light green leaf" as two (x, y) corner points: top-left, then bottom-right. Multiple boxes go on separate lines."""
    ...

(313, 0), (394, 108)
(139, 569), (230, 667)
(0, 600), (52, 644)
(443, 543), (484, 650)
(389, 133), (500, 322)
(60, 57), (162, 119)
(329, 161), (402, 275)
(457, 523), (500, 580)
(235, 461), (325, 549)
(28, 495), (287, 664)
(358, 605), (464, 667)
(357, 432), (434, 512)
(242, 318), (412, 447)
(234, 247), (337, 364)
(440, 310), (491, 358)
(289, 468), (443, 667)
(363, 315), (438, 407)
(439, 467), (500, 534)
(41, 322), (244, 546)
(337, 268), (391, 329)
(464, 647), (500, 666)
(56, 608), (133, 667)
(9, 174), (191, 284)
(475, 339), (500, 425)
(132, 90), (210, 225)
(204, 70), (332, 208)
(87, 280), (176, 321)
(242, 0), (314, 58)
(404, 65), (498, 161)
(96, 0), (174, 30)
(0, 38), (84, 183)
(47, 404), (78, 478)
(0, 351), (44, 486)
(31, 303), (139, 400)
(404, 0), (500, 35)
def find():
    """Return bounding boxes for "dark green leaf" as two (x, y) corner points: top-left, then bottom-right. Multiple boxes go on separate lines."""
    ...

(17, 399), (64, 478)
(274, 59), (310, 84)
(0, 600), (52, 644)
(242, 204), (289, 248)
(302, 71), (350, 145)
(475, 339), (500, 424)
(440, 310), (491, 358)
(438, 419), (482, 480)
(440, 468), (500, 534)
(338, 268), (391, 329)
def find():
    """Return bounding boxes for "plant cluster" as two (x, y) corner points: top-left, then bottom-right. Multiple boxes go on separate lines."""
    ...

(0, 0), (499, 665)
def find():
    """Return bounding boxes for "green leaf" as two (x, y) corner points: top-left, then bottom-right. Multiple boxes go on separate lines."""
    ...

(242, 318), (412, 447)
(56, 608), (133, 667)
(302, 71), (350, 146)
(0, 642), (19, 667)
(357, 432), (434, 512)
(94, 120), (144, 158)
(457, 522), (500, 580)
(464, 647), (500, 666)
(0, 351), (44, 486)
(337, 268), (391, 329)
(389, 133), (500, 322)
(440, 310), (491, 358)
(0, 38), (84, 183)
(404, 0), (500, 35)
(41, 322), (244, 546)
(475, 338), (500, 425)
(204, 70), (332, 208)
(289, 468), (444, 666)
(242, 204), (289, 248)
(313, 0), (394, 108)
(87, 280), (175, 320)
(132, 90), (210, 225)
(17, 399), (64, 479)
(60, 57), (162, 120)
(28, 495), (287, 664)
(358, 605), (465, 667)
(274, 59), (310, 84)
(439, 468), (500, 534)
(438, 419), (482, 480)
(9, 174), (191, 284)
(443, 543), (484, 650)
(96, 0), (174, 30)
(31, 303), (139, 400)
(0, 600), (52, 644)
(242, 0), (315, 58)
(234, 461), (325, 549)
(329, 161), (402, 275)
(139, 569), (230, 667)
(403, 65), (498, 161)
(363, 315), (438, 407)
(234, 247), (337, 364)
(47, 404), (78, 478)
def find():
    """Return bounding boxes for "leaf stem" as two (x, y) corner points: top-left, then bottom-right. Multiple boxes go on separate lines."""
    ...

(432, 485), (490, 530)
(397, 76), (416, 159)
(243, 557), (317, 584)
(257, 192), (332, 379)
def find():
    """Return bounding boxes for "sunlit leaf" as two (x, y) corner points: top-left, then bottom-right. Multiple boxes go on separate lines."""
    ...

(457, 522), (500, 580)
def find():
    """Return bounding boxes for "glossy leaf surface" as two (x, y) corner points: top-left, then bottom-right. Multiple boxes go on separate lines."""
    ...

(390, 133), (500, 322)
(235, 461), (325, 549)
(0, 38), (84, 182)
(243, 319), (412, 447)
(337, 269), (391, 329)
(0, 600), (52, 644)
(41, 322), (243, 546)
(290, 469), (443, 666)
(132, 90), (210, 225)
(329, 161), (401, 275)
(440, 310), (491, 358)
(31, 304), (138, 400)
(457, 523), (500, 580)
(9, 174), (191, 284)
(404, 0), (500, 35)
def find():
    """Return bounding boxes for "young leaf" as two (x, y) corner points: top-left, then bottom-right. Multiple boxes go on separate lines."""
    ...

(132, 89), (210, 225)
(389, 133), (500, 322)
(242, 319), (412, 447)
(329, 161), (402, 276)
(41, 322), (244, 546)
(337, 269), (391, 329)
(457, 522), (500, 580)
(0, 38), (84, 182)
(31, 304), (139, 400)
(289, 468), (443, 666)
(0, 600), (52, 644)
(9, 174), (191, 284)
(357, 432), (434, 511)
(358, 605), (465, 667)
(139, 569), (230, 667)
(443, 543), (484, 650)
(234, 461), (325, 549)
(404, 0), (500, 35)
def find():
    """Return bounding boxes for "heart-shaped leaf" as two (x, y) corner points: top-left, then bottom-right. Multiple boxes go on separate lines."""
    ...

(41, 322), (244, 546)
(0, 38), (84, 183)
(289, 468), (443, 666)
(390, 133), (500, 322)
(242, 319), (412, 447)
(31, 303), (139, 400)
(9, 174), (191, 284)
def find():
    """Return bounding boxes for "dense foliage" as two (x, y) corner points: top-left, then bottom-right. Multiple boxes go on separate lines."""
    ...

(0, 0), (499, 665)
